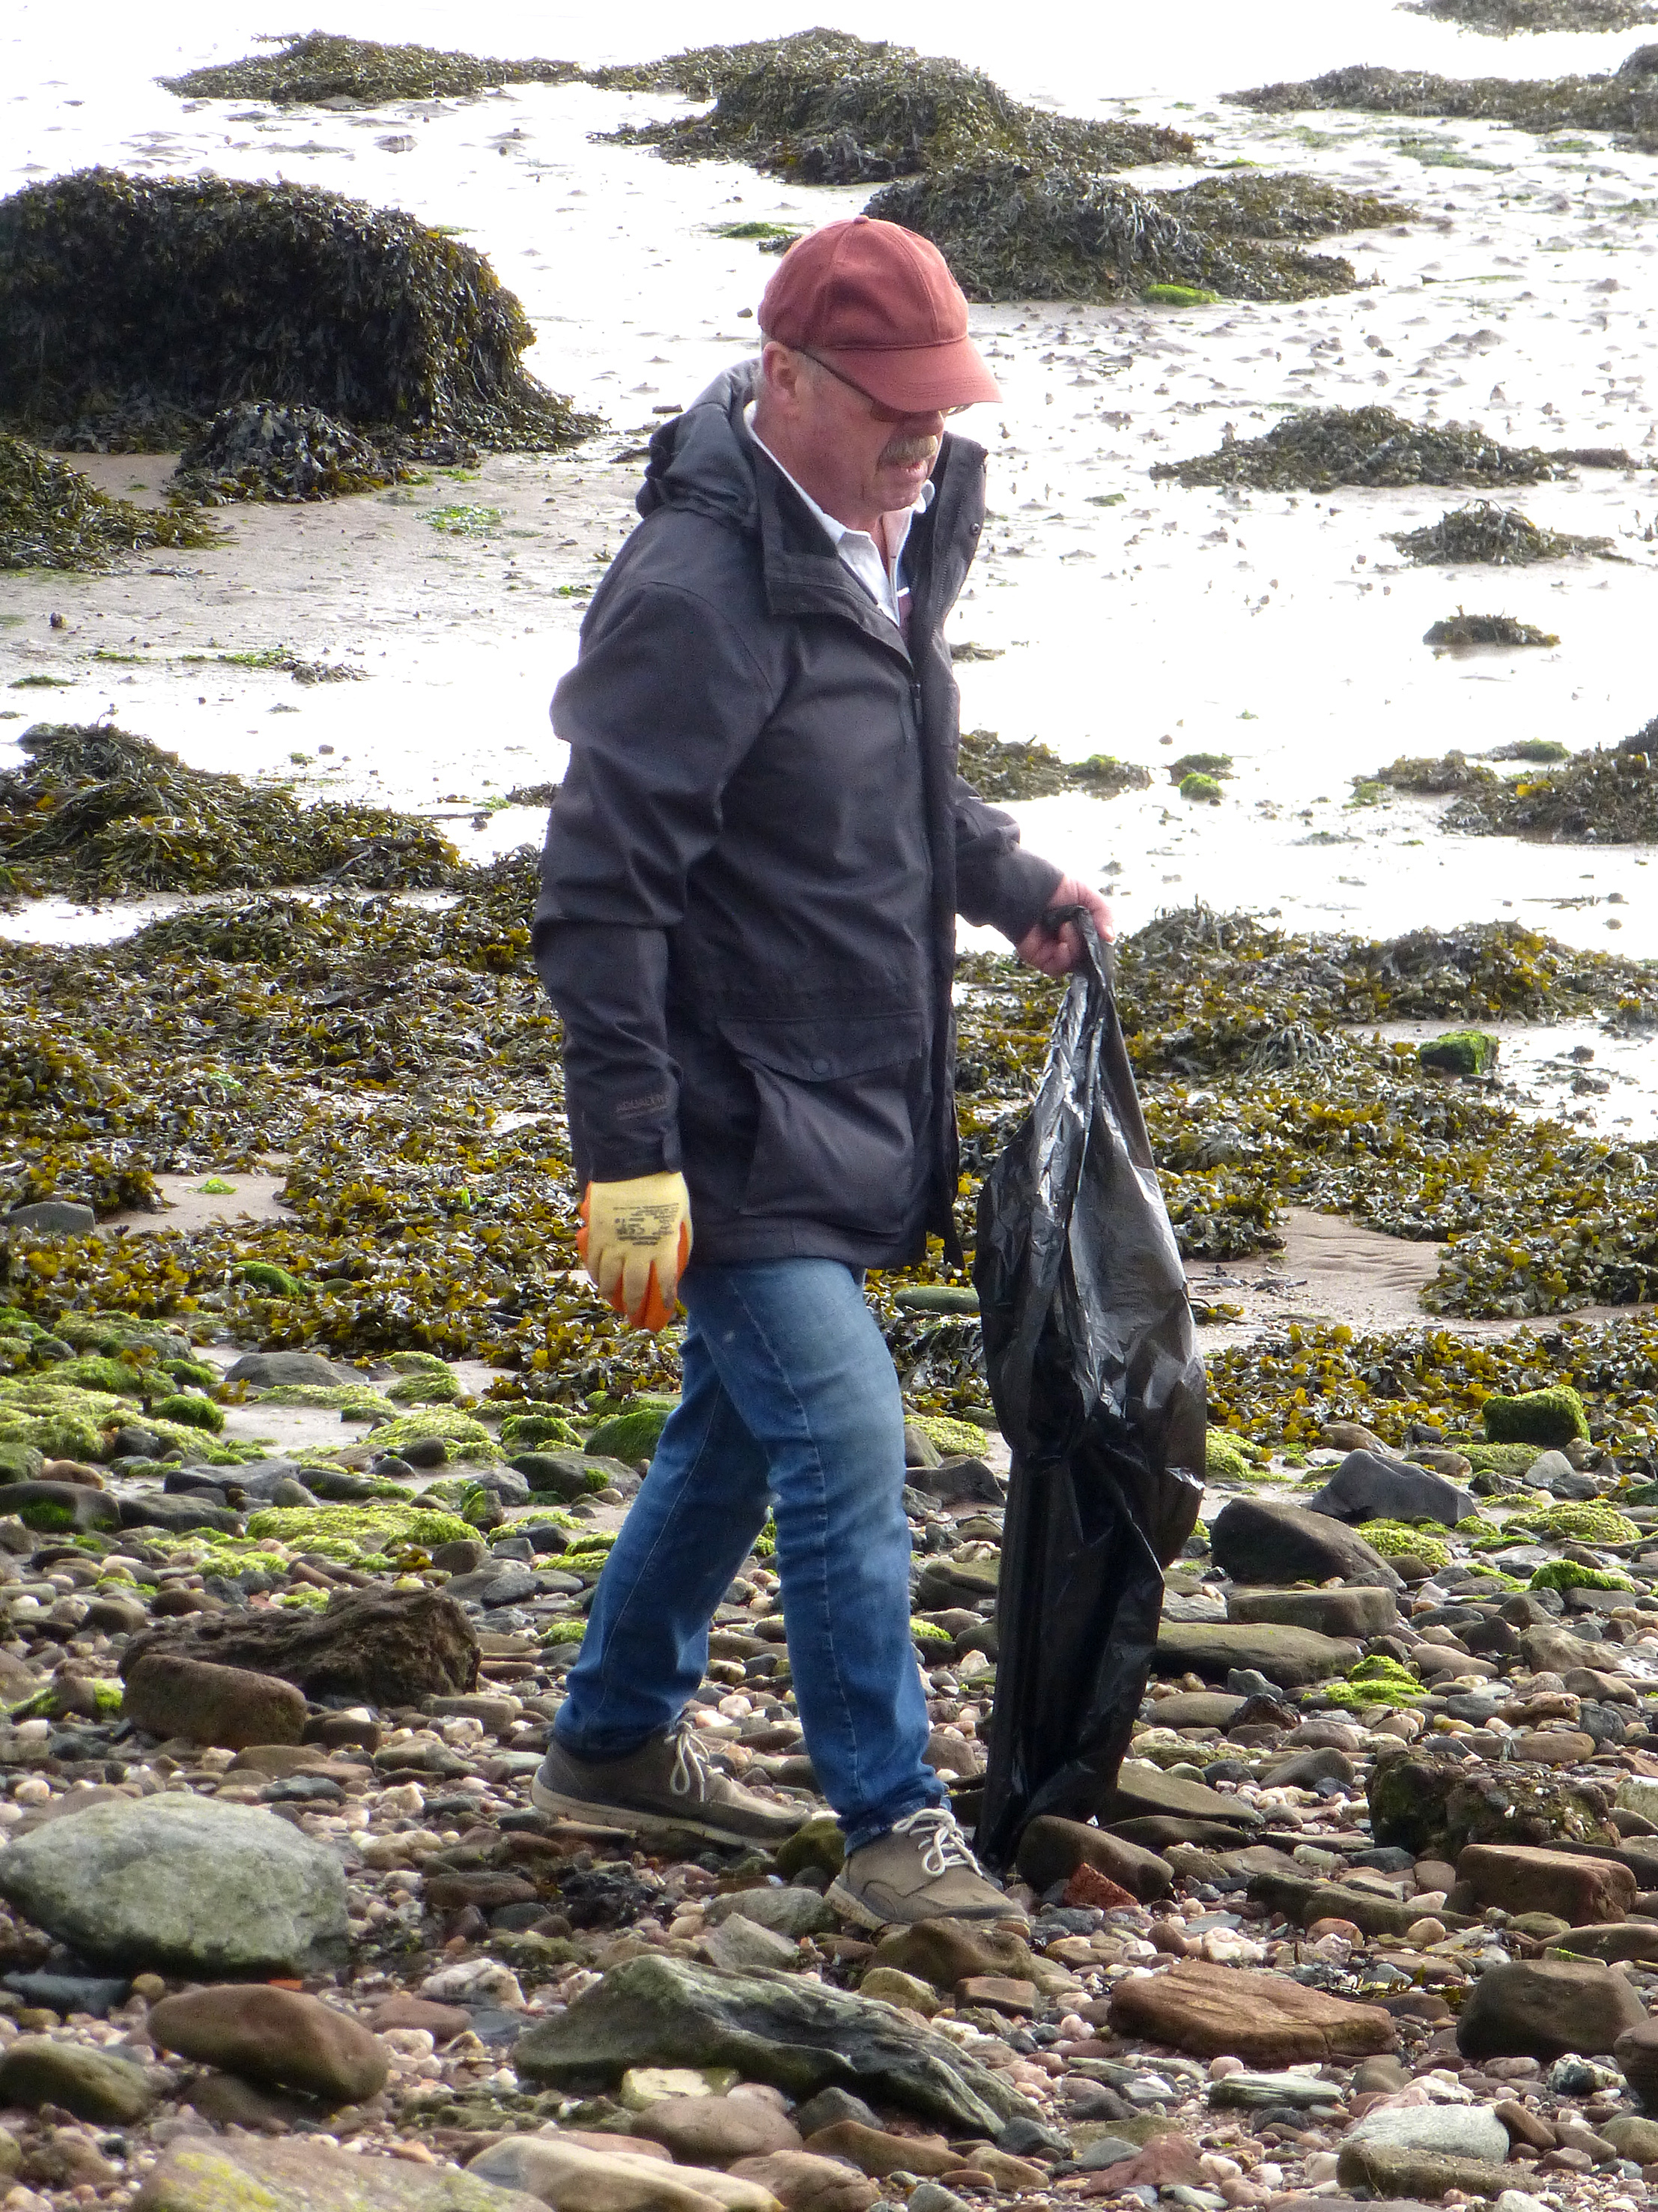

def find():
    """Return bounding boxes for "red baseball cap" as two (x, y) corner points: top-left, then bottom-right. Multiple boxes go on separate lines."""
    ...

(758, 215), (1000, 415)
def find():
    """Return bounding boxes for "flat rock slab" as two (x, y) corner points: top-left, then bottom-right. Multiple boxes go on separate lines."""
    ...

(1152, 1619), (1360, 1689)
(1108, 1958), (1396, 2066)
(1100, 1761), (1263, 1829)
(134, 2136), (545, 2211)
(0, 1793), (347, 1975)
(512, 1956), (1036, 2137)
(1335, 2142), (1506, 2201)
(1246, 1870), (1475, 1939)
(1227, 1587), (1397, 1640)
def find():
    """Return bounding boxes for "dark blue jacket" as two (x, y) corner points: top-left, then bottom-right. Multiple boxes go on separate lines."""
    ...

(534, 363), (1060, 1269)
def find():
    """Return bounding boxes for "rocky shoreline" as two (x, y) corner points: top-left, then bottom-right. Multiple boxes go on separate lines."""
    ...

(0, 1365), (1654, 2207)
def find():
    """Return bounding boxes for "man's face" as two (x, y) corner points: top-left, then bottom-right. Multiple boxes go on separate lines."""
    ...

(755, 342), (946, 533)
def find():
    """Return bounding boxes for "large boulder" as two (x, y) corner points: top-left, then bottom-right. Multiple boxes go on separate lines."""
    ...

(511, 1957), (1036, 2136)
(1456, 1958), (1648, 2061)
(1367, 1748), (1615, 1860)
(120, 1584), (477, 1703)
(1303, 1449), (1475, 1529)
(1152, 1620), (1359, 1690)
(122, 1653), (307, 1751)
(1108, 1959), (1395, 2065)
(1208, 1497), (1400, 1588)
(0, 1795), (348, 1975)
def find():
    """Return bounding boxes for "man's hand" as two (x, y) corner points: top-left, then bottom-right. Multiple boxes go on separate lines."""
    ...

(580, 1172), (692, 1331)
(1013, 877), (1117, 977)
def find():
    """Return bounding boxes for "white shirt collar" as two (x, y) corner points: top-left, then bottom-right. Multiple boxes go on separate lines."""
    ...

(743, 399), (932, 626)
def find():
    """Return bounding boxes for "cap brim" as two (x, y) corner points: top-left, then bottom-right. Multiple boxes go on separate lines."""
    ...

(815, 333), (1001, 413)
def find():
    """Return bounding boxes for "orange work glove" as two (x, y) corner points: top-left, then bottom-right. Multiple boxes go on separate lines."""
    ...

(578, 1172), (692, 1332)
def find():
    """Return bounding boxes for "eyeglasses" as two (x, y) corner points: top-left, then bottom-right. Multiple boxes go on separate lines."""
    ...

(801, 350), (970, 423)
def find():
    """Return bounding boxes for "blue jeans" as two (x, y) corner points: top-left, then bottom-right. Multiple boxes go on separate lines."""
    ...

(553, 1257), (945, 1853)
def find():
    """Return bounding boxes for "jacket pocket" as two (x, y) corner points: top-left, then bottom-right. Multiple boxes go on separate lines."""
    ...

(719, 1013), (929, 1237)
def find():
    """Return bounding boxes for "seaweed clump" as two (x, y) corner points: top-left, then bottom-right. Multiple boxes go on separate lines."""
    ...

(1424, 610), (1559, 647)
(1443, 725), (1658, 842)
(594, 29), (1194, 183)
(867, 164), (1361, 306)
(1227, 58), (1658, 154)
(956, 729), (1151, 802)
(1, 434), (220, 571)
(173, 402), (415, 505)
(162, 32), (578, 106)
(0, 169), (600, 456)
(1153, 173), (1414, 240)
(1389, 501), (1618, 566)
(1153, 407), (1563, 491)
(0, 724), (461, 900)
(1404, 0), (1658, 31)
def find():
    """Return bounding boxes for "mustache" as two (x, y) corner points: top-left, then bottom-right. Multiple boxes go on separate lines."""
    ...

(878, 433), (939, 467)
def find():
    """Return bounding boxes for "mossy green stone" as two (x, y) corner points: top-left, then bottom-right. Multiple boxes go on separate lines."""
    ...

(584, 1402), (674, 1463)
(1205, 1431), (1257, 1482)
(1418, 1029), (1499, 1077)
(1483, 1385), (1589, 1447)
(151, 1391), (224, 1432)
(1355, 1519), (1451, 1571)
(365, 1408), (498, 1462)
(244, 1502), (473, 1554)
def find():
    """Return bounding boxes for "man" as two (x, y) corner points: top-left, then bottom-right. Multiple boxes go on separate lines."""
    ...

(532, 215), (1112, 1927)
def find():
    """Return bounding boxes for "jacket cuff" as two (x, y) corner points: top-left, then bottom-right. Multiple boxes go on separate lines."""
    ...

(976, 848), (1065, 945)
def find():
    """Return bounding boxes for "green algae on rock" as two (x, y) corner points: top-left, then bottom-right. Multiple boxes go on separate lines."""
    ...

(162, 31), (579, 106)
(1418, 1031), (1499, 1077)
(173, 402), (415, 505)
(866, 163), (1363, 305)
(243, 1503), (474, 1558)
(1424, 610), (1558, 649)
(0, 169), (601, 456)
(1389, 501), (1618, 566)
(1153, 407), (1563, 491)
(1227, 56), (1658, 154)
(1, 434), (220, 572)
(0, 724), (461, 900)
(1484, 1384), (1590, 1447)
(593, 30), (1194, 182)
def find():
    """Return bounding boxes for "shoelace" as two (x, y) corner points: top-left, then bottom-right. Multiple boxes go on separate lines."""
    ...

(891, 1805), (984, 1878)
(668, 1720), (715, 1802)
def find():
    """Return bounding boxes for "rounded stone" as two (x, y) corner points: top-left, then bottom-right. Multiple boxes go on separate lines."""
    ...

(148, 1984), (389, 2103)
(0, 1793), (348, 1974)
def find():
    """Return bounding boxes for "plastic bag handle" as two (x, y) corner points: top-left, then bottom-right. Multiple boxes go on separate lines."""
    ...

(1038, 900), (1114, 993)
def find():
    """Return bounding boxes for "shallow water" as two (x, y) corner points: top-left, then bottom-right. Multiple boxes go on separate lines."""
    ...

(4, 1), (1658, 954)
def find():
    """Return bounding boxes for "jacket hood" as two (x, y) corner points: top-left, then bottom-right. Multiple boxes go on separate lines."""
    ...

(637, 363), (762, 527)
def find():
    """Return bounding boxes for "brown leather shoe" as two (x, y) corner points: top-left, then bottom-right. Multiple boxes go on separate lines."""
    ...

(828, 1807), (1023, 1929)
(531, 1719), (804, 1846)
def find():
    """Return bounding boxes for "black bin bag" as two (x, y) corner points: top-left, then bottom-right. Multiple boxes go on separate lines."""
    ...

(972, 915), (1206, 1870)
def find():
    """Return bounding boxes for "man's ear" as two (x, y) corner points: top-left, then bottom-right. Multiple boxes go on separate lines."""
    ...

(759, 339), (804, 414)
